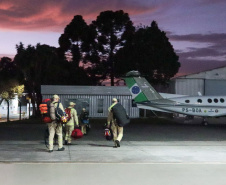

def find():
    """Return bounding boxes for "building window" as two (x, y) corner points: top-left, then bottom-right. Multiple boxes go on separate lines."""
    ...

(197, 99), (202, 103)
(220, 98), (224, 103)
(97, 99), (104, 113)
(208, 99), (212, 103)
(185, 100), (190, 103)
(214, 98), (218, 103)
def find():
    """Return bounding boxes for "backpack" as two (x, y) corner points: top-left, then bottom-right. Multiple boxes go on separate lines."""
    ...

(111, 103), (130, 127)
(55, 102), (65, 122)
(39, 99), (52, 123)
(65, 108), (72, 122)
(71, 129), (83, 139)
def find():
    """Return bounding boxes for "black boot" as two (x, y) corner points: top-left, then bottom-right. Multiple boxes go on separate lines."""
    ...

(57, 147), (65, 151)
(115, 140), (120, 147)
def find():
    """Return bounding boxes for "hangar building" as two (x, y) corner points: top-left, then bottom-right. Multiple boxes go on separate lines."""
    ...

(41, 85), (139, 118)
(170, 66), (226, 96)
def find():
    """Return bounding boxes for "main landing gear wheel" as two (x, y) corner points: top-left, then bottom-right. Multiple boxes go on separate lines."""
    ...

(202, 118), (208, 126)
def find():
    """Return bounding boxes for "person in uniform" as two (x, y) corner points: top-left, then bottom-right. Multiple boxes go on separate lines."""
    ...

(65, 102), (79, 145)
(48, 94), (65, 152)
(80, 108), (89, 135)
(107, 98), (123, 148)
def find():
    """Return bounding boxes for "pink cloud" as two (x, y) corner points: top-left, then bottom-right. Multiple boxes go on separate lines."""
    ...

(0, 0), (157, 32)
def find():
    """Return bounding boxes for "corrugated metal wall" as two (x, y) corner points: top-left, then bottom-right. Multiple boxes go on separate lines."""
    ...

(42, 94), (139, 118)
(174, 79), (204, 96)
(205, 80), (226, 95)
(172, 79), (226, 96)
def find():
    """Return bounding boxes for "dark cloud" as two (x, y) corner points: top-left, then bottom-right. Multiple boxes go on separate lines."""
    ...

(167, 33), (226, 75)
(180, 48), (223, 58)
(169, 33), (226, 43)
(199, 0), (226, 5)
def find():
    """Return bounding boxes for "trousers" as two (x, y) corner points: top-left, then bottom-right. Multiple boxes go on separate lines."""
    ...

(81, 125), (87, 134)
(65, 124), (74, 143)
(48, 121), (63, 150)
(111, 120), (123, 143)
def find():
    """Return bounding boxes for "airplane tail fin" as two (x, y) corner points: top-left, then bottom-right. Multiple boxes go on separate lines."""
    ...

(124, 71), (163, 103)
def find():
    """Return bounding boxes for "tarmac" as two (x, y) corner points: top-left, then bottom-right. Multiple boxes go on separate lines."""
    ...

(1, 117), (226, 185)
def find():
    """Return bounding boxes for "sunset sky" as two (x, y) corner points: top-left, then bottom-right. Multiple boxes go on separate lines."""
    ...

(0, 0), (226, 76)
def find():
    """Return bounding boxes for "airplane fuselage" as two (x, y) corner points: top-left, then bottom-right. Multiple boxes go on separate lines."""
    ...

(137, 95), (226, 117)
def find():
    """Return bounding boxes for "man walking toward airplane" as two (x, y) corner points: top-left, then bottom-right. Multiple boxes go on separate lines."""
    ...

(107, 98), (124, 148)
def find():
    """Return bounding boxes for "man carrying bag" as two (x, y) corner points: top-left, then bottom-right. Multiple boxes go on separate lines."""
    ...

(107, 98), (130, 148)
(48, 94), (65, 153)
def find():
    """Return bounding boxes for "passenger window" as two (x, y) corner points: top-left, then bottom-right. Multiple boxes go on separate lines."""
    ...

(185, 100), (190, 103)
(197, 99), (202, 103)
(220, 98), (224, 103)
(214, 99), (218, 103)
(208, 99), (212, 103)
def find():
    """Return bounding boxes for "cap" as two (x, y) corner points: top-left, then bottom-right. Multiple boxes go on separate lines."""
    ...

(69, 102), (76, 106)
(112, 98), (117, 102)
(53, 94), (60, 99)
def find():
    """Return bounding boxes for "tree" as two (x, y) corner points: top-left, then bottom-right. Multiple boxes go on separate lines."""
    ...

(0, 84), (24, 122)
(0, 57), (24, 121)
(59, 10), (135, 86)
(58, 15), (95, 85)
(0, 57), (24, 94)
(114, 21), (180, 84)
(91, 10), (135, 86)
(13, 43), (68, 115)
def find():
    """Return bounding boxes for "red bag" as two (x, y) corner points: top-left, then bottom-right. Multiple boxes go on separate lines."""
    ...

(43, 117), (52, 123)
(71, 129), (83, 139)
(105, 128), (113, 141)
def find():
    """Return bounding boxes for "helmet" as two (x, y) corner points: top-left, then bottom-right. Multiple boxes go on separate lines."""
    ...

(60, 116), (68, 123)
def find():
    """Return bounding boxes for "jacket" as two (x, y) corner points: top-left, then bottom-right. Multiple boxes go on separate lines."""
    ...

(66, 107), (79, 126)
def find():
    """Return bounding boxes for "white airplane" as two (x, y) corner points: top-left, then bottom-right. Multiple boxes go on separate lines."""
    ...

(124, 71), (226, 125)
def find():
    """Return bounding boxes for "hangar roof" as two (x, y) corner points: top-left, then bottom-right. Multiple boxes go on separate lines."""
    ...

(172, 66), (226, 80)
(41, 85), (131, 96)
